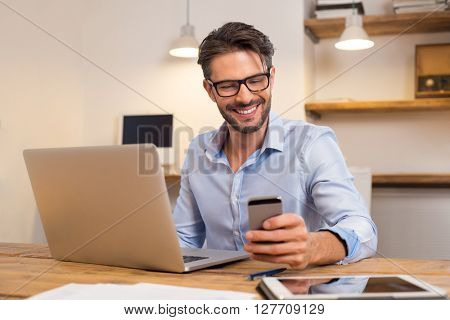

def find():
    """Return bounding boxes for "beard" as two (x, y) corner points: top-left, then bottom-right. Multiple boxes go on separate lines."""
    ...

(218, 96), (271, 134)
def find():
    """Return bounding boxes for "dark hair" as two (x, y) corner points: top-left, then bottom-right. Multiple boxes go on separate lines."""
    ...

(197, 22), (275, 79)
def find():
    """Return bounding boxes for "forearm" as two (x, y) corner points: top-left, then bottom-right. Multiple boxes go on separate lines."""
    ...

(308, 231), (346, 266)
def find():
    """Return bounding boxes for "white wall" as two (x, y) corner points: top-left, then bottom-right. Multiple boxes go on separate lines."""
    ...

(0, 0), (307, 243)
(0, 0), (85, 243)
(310, 1), (450, 259)
(312, 32), (450, 173)
(3, 0), (448, 260)
(80, 0), (307, 154)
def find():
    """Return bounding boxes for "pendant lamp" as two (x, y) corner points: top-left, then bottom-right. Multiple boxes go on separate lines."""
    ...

(335, 5), (374, 51)
(169, 0), (199, 58)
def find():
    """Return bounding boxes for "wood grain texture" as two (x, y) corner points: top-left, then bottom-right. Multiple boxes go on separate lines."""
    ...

(305, 98), (450, 117)
(373, 173), (450, 188)
(165, 171), (450, 189)
(0, 243), (449, 299)
(304, 11), (450, 40)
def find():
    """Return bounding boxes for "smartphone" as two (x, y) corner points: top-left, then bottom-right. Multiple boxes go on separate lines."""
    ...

(247, 196), (282, 230)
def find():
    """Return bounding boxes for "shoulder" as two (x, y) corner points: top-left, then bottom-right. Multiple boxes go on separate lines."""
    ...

(281, 118), (337, 152)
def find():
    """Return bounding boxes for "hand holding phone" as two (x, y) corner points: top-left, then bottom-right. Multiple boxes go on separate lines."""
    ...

(247, 196), (282, 230)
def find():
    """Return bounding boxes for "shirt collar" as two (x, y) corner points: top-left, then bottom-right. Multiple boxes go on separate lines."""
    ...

(261, 111), (284, 153)
(204, 110), (285, 159)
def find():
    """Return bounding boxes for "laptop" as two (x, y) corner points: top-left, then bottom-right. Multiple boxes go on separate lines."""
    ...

(23, 144), (249, 273)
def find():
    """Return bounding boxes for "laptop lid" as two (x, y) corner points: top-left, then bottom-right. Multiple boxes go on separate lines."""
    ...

(23, 144), (186, 272)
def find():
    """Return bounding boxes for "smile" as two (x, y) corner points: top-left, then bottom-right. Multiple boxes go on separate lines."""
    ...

(236, 106), (257, 114)
(233, 103), (260, 117)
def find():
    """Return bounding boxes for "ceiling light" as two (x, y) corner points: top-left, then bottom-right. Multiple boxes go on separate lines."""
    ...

(335, 12), (374, 51)
(169, 0), (199, 58)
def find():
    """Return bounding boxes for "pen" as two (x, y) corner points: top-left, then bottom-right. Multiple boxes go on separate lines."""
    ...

(247, 267), (287, 281)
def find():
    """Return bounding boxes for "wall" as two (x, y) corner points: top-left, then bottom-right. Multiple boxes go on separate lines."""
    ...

(310, 1), (450, 258)
(80, 0), (308, 156)
(3, 0), (448, 260)
(0, 0), (85, 243)
(0, 0), (307, 243)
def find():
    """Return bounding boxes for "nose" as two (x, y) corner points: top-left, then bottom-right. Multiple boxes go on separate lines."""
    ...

(234, 82), (254, 103)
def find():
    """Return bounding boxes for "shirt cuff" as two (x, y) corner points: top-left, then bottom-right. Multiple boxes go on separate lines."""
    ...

(319, 226), (360, 263)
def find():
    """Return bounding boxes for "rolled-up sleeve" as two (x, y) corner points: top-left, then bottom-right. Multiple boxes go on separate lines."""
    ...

(172, 147), (205, 248)
(302, 129), (378, 264)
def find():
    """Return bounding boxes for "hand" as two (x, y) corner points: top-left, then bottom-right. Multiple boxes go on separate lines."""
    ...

(244, 213), (313, 269)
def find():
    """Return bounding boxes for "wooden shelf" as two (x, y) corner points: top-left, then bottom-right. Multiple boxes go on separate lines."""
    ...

(305, 98), (450, 118)
(373, 173), (450, 188)
(304, 11), (450, 41)
(163, 173), (450, 188)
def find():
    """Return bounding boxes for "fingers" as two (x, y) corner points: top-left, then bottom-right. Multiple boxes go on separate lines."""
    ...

(262, 213), (305, 230)
(246, 214), (307, 243)
(246, 227), (307, 243)
(244, 213), (311, 269)
(245, 238), (308, 256)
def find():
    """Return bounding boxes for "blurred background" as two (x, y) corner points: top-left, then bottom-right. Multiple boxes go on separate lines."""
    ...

(1, 0), (449, 259)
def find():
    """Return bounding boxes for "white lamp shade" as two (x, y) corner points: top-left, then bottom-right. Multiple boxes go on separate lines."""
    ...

(169, 24), (199, 58)
(335, 14), (374, 51)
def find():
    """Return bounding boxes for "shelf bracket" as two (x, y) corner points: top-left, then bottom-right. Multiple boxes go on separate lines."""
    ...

(304, 26), (319, 44)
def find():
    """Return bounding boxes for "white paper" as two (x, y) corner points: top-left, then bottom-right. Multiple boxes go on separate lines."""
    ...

(29, 283), (256, 300)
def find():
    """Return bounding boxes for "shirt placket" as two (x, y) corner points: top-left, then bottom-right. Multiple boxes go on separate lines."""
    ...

(230, 170), (243, 250)
(230, 151), (263, 250)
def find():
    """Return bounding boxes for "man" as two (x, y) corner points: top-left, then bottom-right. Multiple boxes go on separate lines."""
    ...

(173, 22), (377, 269)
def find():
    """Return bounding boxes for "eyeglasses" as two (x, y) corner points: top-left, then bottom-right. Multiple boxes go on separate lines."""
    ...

(207, 71), (271, 97)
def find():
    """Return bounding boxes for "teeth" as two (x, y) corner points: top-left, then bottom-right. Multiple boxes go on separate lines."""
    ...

(236, 106), (257, 115)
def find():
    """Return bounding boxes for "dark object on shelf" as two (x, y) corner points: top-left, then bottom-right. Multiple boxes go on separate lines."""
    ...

(418, 75), (450, 92)
(416, 43), (450, 98)
(315, 2), (365, 19)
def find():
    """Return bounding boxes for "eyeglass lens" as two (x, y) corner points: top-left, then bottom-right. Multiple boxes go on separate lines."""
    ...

(216, 74), (269, 97)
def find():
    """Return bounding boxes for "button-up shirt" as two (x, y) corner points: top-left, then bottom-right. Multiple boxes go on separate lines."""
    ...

(173, 112), (377, 264)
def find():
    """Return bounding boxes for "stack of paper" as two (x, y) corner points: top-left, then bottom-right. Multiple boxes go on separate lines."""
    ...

(392, 0), (448, 14)
(315, 0), (365, 19)
(29, 283), (256, 300)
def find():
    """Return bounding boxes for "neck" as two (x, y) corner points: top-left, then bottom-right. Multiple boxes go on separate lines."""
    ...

(224, 118), (269, 169)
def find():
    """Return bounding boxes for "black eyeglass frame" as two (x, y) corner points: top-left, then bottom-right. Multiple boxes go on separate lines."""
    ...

(207, 69), (272, 98)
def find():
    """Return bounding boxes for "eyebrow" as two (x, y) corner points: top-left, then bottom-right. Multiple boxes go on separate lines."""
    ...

(209, 71), (268, 83)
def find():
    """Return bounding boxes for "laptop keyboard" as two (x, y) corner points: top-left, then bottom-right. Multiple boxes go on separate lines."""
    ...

(183, 255), (208, 264)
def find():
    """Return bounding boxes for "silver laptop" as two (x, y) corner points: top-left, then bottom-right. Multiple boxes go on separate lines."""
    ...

(23, 144), (248, 273)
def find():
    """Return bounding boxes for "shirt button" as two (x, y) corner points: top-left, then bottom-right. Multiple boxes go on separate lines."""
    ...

(233, 231), (239, 236)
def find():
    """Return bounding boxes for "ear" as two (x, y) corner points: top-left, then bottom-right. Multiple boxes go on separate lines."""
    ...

(203, 79), (217, 103)
(269, 66), (276, 89)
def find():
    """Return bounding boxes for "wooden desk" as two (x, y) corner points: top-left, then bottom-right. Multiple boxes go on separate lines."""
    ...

(1, 243), (449, 299)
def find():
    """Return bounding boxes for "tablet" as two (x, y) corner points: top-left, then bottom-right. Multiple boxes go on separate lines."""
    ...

(258, 275), (447, 299)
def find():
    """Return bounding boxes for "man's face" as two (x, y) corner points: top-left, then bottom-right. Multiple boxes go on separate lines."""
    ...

(203, 50), (275, 134)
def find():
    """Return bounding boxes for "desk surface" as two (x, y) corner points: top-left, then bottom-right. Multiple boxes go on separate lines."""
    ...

(1, 243), (449, 299)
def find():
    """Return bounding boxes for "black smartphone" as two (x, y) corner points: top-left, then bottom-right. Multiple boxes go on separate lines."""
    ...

(247, 196), (283, 230)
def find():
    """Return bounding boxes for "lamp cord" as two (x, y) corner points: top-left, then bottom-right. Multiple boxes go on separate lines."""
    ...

(186, 0), (190, 26)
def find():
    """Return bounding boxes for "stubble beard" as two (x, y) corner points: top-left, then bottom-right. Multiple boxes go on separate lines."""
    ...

(218, 96), (271, 135)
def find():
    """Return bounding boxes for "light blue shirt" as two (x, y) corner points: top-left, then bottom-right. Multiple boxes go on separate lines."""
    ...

(173, 112), (377, 264)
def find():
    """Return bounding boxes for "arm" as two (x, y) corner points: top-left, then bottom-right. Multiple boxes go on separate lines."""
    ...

(304, 131), (377, 264)
(245, 129), (377, 268)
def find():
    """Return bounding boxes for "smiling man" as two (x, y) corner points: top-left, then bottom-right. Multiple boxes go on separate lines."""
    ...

(173, 22), (377, 268)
